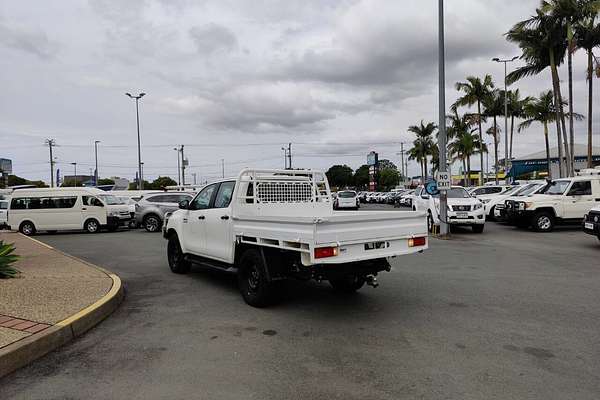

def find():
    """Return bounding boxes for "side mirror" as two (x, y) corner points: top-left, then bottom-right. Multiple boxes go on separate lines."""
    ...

(179, 200), (190, 209)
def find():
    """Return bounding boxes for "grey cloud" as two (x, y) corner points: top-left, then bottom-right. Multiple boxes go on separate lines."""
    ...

(0, 20), (58, 59)
(189, 23), (237, 54)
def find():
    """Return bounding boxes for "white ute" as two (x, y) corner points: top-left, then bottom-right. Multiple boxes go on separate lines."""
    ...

(163, 169), (428, 307)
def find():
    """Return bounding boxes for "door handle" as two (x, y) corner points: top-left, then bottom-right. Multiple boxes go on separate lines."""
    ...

(82, 207), (87, 210)
(198, 215), (205, 220)
(221, 215), (230, 220)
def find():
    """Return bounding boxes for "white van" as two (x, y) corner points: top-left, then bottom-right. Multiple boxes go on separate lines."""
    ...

(0, 199), (8, 229)
(7, 187), (131, 235)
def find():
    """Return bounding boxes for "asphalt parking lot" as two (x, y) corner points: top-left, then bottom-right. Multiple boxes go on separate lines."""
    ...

(1, 213), (599, 400)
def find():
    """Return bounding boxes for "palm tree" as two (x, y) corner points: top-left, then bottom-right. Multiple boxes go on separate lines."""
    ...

(447, 112), (484, 186)
(506, 89), (534, 160)
(574, 7), (600, 167)
(483, 89), (505, 183)
(408, 121), (437, 179)
(453, 75), (494, 185)
(507, 8), (571, 176)
(518, 91), (558, 178)
(542, 0), (599, 170)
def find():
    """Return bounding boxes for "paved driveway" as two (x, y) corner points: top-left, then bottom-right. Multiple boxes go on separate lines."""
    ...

(1, 222), (599, 400)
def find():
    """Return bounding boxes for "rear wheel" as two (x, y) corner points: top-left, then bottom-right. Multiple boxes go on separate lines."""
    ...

(167, 234), (190, 274)
(329, 274), (365, 293)
(237, 249), (279, 307)
(19, 221), (36, 236)
(143, 214), (161, 232)
(427, 211), (434, 233)
(472, 224), (484, 233)
(487, 206), (496, 221)
(532, 211), (554, 232)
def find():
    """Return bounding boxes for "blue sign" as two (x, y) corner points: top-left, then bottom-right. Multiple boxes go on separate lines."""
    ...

(425, 180), (439, 196)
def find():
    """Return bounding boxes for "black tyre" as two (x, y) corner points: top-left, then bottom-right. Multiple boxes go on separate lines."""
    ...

(19, 221), (36, 236)
(167, 234), (190, 274)
(237, 249), (279, 307)
(143, 214), (162, 232)
(329, 274), (365, 293)
(532, 211), (554, 232)
(472, 224), (484, 233)
(84, 219), (100, 233)
(487, 206), (496, 222)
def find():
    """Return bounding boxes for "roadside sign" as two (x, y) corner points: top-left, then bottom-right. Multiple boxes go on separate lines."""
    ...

(436, 171), (451, 190)
(424, 180), (439, 196)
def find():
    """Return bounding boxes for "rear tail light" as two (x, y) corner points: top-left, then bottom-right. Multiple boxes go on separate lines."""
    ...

(408, 237), (426, 247)
(314, 246), (339, 259)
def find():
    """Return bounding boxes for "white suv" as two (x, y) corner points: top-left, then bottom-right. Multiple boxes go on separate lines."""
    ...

(413, 186), (485, 233)
(506, 174), (600, 232)
(334, 190), (359, 210)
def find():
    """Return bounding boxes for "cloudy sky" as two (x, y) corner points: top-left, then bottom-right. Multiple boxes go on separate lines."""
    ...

(1, 0), (598, 184)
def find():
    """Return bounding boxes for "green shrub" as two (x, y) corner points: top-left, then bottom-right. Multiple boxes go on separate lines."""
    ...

(0, 241), (20, 278)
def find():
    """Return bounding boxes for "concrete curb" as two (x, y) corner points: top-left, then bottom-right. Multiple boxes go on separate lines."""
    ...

(0, 237), (124, 379)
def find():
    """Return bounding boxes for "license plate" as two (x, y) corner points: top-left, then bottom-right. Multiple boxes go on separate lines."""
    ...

(585, 222), (594, 230)
(456, 212), (468, 219)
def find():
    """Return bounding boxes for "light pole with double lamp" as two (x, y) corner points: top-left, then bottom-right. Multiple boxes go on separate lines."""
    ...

(173, 147), (181, 185)
(492, 56), (518, 182)
(125, 92), (146, 189)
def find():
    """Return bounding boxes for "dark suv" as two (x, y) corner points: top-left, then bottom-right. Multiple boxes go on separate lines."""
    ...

(135, 192), (194, 232)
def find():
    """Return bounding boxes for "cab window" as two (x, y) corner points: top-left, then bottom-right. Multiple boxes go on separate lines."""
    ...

(567, 181), (592, 196)
(214, 181), (235, 208)
(83, 196), (104, 207)
(190, 184), (217, 210)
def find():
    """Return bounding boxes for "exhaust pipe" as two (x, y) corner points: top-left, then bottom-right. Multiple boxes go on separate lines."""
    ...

(365, 275), (379, 288)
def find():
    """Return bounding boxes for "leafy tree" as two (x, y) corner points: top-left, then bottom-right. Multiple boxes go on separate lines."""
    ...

(378, 168), (400, 191)
(453, 74), (494, 184)
(377, 159), (398, 171)
(325, 165), (354, 188)
(0, 241), (20, 279)
(447, 111), (483, 185)
(97, 178), (115, 186)
(353, 165), (370, 189)
(149, 176), (177, 190)
(6, 175), (47, 188)
(128, 180), (151, 190)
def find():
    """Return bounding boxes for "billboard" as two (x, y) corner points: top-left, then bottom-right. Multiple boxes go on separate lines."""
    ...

(0, 158), (12, 174)
(367, 151), (378, 166)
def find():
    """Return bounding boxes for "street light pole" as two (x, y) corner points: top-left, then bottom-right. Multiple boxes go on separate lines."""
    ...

(125, 92), (146, 190)
(94, 140), (100, 186)
(492, 56), (518, 183)
(438, 0), (449, 237)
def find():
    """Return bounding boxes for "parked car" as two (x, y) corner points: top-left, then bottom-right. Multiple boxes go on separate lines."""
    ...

(7, 187), (132, 235)
(334, 190), (359, 210)
(583, 205), (600, 240)
(135, 192), (195, 232)
(492, 183), (547, 222)
(505, 174), (600, 232)
(397, 190), (415, 207)
(163, 169), (428, 307)
(469, 185), (512, 197)
(0, 199), (8, 229)
(413, 185), (485, 233)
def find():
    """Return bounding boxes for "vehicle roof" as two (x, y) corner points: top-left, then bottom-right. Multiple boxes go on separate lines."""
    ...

(9, 187), (107, 195)
(553, 175), (600, 182)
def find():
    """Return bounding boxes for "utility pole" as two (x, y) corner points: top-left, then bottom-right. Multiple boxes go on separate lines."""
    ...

(492, 56), (518, 183)
(438, 0), (449, 237)
(94, 140), (100, 186)
(125, 92), (146, 189)
(71, 162), (77, 187)
(180, 145), (186, 185)
(221, 159), (225, 178)
(288, 143), (292, 169)
(173, 147), (181, 185)
(45, 139), (56, 187)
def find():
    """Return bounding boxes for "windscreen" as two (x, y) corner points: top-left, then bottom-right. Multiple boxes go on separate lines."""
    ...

(434, 188), (470, 198)
(544, 180), (570, 195)
(337, 191), (356, 198)
(98, 194), (123, 205)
